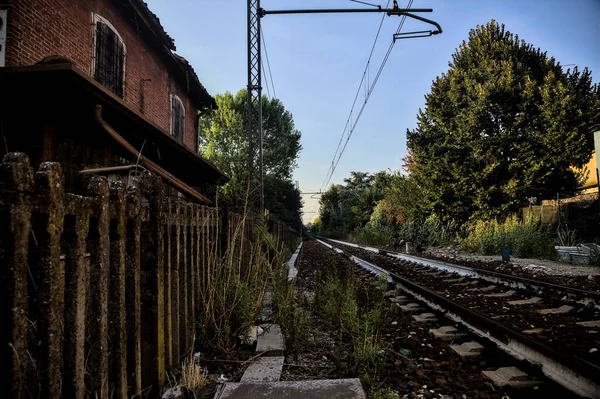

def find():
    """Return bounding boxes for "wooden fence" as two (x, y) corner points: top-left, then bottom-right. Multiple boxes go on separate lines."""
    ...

(0, 153), (298, 399)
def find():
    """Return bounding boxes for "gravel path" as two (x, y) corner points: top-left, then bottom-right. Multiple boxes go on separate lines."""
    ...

(425, 247), (600, 277)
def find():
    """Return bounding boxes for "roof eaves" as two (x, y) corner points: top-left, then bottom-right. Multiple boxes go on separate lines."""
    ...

(125, 0), (176, 50)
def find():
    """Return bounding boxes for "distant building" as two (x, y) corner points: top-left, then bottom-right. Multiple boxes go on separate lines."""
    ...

(0, 0), (227, 202)
(579, 152), (598, 194)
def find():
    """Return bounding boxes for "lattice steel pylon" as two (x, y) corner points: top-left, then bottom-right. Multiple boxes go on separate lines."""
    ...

(247, 0), (263, 213)
(247, 2), (441, 214)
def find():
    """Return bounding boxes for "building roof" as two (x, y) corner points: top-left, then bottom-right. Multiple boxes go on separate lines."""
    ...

(0, 64), (229, 192)
(117, 0), (217, 111)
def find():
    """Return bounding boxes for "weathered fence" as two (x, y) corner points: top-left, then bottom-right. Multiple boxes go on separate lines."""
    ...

(0, 153), (298, 398)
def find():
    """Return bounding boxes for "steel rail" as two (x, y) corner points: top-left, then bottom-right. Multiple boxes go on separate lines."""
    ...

(324, 237), (600, 306)
(313, 237), (600, 398)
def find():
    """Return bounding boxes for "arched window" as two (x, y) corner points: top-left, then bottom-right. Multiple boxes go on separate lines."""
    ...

(171, 94), (185, 141)
(91, 14), (126, 98)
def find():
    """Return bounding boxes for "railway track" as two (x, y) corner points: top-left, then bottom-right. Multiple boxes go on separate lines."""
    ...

(312, 237), (600, 398)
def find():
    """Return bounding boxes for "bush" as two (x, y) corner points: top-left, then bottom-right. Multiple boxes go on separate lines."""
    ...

(462, 215), (556, 259)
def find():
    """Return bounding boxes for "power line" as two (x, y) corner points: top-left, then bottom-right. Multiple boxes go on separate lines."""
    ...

(261, 26), (277, 99)
(321, 0), (414, 191)
(320, 0), (391, 192)
(262, 58), (271, 98)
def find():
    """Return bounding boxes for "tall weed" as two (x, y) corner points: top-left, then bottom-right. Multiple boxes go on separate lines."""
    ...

(196, 213), (283, 356)
(462, 215), (556, 259)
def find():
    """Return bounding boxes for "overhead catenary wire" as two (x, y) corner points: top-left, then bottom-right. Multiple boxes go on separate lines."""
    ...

(262, 59), (271, 98)
(320, 0), (414, 191)
(261, 26), (277, 99)
(320, 0), (391, 191)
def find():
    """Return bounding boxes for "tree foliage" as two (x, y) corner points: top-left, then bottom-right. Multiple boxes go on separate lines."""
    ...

(198, 89), (303, 228)
(318, 171), (390, 234)
(407, 20), (600, 223)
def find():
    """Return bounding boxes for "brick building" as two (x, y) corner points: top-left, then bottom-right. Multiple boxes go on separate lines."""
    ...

(0, 0), (227, 202)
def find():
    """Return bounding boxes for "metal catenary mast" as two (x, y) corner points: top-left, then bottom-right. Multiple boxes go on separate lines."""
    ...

(247, 1), (442, 214)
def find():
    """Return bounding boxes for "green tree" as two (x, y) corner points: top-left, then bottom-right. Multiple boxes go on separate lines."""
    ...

(407, 20), (600, 223)
(198, 89), (303, 226)
(318, 171), (388, 235)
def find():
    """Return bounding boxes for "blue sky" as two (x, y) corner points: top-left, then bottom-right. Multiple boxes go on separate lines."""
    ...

(145, 0), (600, 222)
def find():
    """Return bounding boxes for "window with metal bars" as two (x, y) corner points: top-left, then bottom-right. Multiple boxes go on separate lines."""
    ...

(93, 16), (125, 98)
(171, 95), (185, 141)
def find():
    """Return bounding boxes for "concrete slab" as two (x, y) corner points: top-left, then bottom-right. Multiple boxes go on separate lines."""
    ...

(287, 242), (302, 281)
(482, 367), (542, 388)
(444, 277), (465, 283)
(577, 320), (600, 328)
(450, 341), (484, 357)
(536, 305), (574, 315)
(216, 378), (366, 399)
(389, 295), (409, 304)
(430, 326), (467, 341)
(453, 280), (479, 286)
(426, 271), (446, 276)
(485, 290), (516, 298)
(412, 313), (438, 323)
(240, 326), (258, 345)
(240, 356), (284, 382)
(256, 324), (284, 354)
(522, 328), (545, 334)
(468, 285), (496, 292)
(508, 297), (542, 306)
(399, 303), (423, 312)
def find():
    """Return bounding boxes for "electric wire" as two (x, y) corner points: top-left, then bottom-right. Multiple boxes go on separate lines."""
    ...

(319, 0), (391, 191)
(321, 0), (414, 190)
(261, 26), (277, 99)
(262, 58), (271, 98)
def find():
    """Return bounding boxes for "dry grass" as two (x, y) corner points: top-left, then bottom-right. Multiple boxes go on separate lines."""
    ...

(180, 353), (209, 392)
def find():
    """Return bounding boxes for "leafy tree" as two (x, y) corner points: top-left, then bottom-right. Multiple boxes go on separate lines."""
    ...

(318, 171), (388, 235)
(407, 20), (600, 223)
(198, 89), (303, 227)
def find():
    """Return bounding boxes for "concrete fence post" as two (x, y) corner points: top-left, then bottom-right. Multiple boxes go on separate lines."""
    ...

(86, 176), (110, 399)
(171, 202), (181, 364)
(29, 162), (66, 399)
(125, 185), (143, 396)
(179, 204), (189, 356)
(108, 181), (128, 398)
(139, 175), (166, 392)
(62, 201), (90, 399)
(1, 153), (34, 399)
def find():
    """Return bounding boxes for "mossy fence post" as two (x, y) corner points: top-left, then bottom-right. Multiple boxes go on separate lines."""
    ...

(1, 153), (299, 398)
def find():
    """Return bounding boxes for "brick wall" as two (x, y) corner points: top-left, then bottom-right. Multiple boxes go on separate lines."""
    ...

(4, 0), (198, 153)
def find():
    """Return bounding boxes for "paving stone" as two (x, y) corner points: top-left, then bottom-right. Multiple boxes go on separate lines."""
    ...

(482, 367), (542, 388)
(412, 313), (438, 323)
(536, 305), (574, 315)
(508, 296), (542, 306)
(485, 290), (516, 298)
(577, 320), (600, 328)
(240, 356), (284, 382)
(430, 326), (467, 341)
(450, 341), (484, 357)
(256, 324), (284, 354)
(216, 378), (366, 399)
(399, 303), (423, 312)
